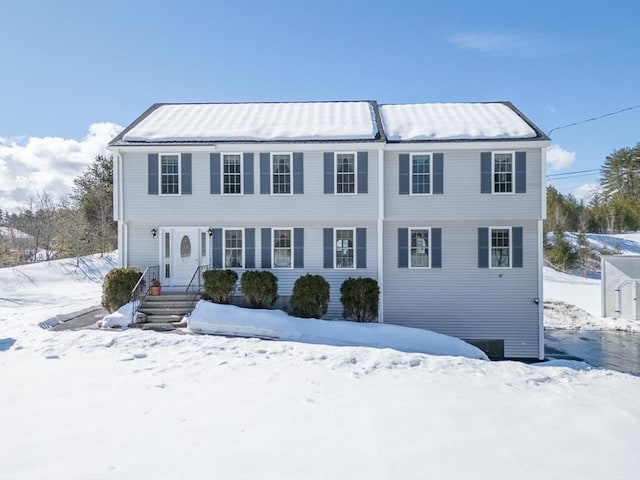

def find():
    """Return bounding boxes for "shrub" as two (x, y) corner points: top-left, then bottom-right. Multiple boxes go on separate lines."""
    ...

(290, 274), (330, 318)
(203, 269), (238, 304)
(340, 277), (379, 322)
(240, 270), (278, 308)
(546, 235), (579, 272)
(101, 267), (143, 313)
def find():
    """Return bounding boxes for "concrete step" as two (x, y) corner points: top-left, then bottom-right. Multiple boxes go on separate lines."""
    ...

(140, 321), (187, 331)
(144, 314), (185, 323)
(139, 306), (191, 315)
(144, 294), (200, 302)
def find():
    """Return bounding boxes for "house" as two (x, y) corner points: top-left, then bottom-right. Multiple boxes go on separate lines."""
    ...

(107, 100), (549, 359)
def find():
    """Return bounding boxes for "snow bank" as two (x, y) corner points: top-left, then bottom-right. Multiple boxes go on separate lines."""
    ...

(187, 301), (488, 360)
(380, 102), (537, 140)
(123, 102), (379, 142)
(99, 302), (135, 329)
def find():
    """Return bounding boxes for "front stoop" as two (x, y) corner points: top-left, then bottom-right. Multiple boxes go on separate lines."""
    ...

(132, 293), (199, 331)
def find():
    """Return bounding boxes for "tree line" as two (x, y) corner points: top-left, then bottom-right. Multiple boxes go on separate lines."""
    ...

(0, 155), (116, 268)
(545, 142), (640, 236)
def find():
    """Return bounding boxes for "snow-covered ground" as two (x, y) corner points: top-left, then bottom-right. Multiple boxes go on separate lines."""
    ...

(1, 250), (639, 479)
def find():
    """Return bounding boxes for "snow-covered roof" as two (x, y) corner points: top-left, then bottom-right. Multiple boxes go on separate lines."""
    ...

(120, 102), (380, 143)
(380, 102), (539, 141)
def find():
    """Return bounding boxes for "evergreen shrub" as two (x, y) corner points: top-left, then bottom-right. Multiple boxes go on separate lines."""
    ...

(240, 270), (278, 308)
(340, 277), (379, 323)
(101, 267), (143, 313)
(203, 269), (238, 304)
(290, 274), (330, 318)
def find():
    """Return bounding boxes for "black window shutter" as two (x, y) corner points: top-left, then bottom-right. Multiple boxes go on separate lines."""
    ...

(148, 154), (158, 195)
(357, 152), (368, 194)
(481, 152), (492, 194)
(293, 152), (304, 194)
(399, 154), (409, 195)
(515, 152), (526, 194)
(245, 228), (255, 268)
(212, 228), (223, 268)
(244, 153), (254, 195)
(433, 153), (444, 195)
(210, 153), (221, 195)
(323, 153), (334, 194)
(323, 228), (333, 268)
(512, 227), (523, 268)
(294, 228), (304, 268)
(398, 228), (408, 268)
(261, 228), (271, 268)
(356, 228), (366, 268)
(431, 228), (442, 268)
(260, 153), (270, 194)
(478, 227), (489, 268)
(181, 153), (192, 194)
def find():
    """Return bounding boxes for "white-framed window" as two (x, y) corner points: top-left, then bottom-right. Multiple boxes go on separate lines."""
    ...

(271, 153), (292, 194)
(409, 228), (430, 268)
(335, 228), (355, 268)
(335, 153), (356, 194)
(224, 229), (243, 268)
(160, 153), (180, 195)
(273, 228), (293, 268)
(411, 153), (432, 195)
(492, 152), (514, 194)
(490, 227), (511, 268)
(223, 154), (243, 194)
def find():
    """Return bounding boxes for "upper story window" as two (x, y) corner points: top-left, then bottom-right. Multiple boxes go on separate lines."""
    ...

(490, 227), (511, 268)
(493, 152), (514, 194)
(273, 228), (292, 268)
(336, 153), (356, 194)
(411, 154), (431, 194)
(335, 228), (355, 268)
(160, 154), (180, 195)
(272, 154), (292, 194)
(223, 154), (242, 194)
(410, 228), (430, 268)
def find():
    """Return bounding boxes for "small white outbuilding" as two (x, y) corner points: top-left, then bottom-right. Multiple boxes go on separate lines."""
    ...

(601, 255), (640, 320)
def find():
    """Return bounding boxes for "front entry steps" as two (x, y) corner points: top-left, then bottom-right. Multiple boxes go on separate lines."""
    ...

(131, 293), (200, 331)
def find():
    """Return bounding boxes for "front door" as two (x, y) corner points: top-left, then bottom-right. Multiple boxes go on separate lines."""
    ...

(169, 228), (201, 286)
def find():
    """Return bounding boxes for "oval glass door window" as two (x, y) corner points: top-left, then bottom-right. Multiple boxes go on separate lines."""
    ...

(180, 235), (191, 263)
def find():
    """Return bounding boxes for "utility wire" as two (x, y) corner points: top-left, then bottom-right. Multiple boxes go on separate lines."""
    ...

(547, 168), (600, 178)
(547, 104), (640, 135)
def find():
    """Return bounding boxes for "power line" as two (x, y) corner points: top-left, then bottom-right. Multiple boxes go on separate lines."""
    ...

(547, 168), (600, 179)
(547, 104), (640, 135)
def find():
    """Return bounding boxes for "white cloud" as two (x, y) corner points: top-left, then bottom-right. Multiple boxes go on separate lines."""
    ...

(546, 144), (576, 171)
(0, 123), (123, 213)
(449, 32), (556, 57)
(571, 183), (598, 203)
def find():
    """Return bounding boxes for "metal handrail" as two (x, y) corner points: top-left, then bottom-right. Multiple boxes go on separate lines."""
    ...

(185, 265), (208, 316)
(130, 265), (160, 324)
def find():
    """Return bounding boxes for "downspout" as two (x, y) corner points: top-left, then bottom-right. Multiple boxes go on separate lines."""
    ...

(538, 146), (547, 360)
(377, 147), (385, 323)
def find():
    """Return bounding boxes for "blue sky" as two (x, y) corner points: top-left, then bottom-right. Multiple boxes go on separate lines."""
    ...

(0, 0), (638, 209)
